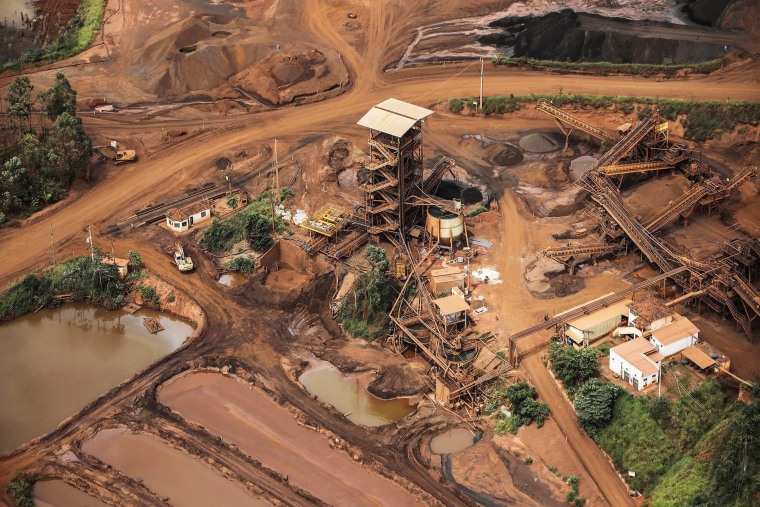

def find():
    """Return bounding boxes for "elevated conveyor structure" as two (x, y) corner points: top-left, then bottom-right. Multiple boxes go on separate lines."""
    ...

(599, 161), (674, 177)
(541, 243), (620, 259)
(536, 99), (617, 148)
(644, 184), (710, 232)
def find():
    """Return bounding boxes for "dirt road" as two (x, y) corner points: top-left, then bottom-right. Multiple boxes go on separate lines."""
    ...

(1, 0), (758, 504)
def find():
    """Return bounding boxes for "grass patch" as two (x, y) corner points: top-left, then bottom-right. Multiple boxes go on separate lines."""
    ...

(447, 93), (760, 141)
(1, 0), (107, 72)
(491, 56), (723, 77)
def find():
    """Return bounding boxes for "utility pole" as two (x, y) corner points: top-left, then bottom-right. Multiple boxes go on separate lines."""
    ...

(658, 361), (662, 398)
(274, 138), (280, 203)
(479, 57), (484, 111)
(87, 225), (94, 261)
(50, 224), (56, 265)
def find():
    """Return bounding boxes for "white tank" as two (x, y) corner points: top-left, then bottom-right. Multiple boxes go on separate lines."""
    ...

(426, 206), (464, 245)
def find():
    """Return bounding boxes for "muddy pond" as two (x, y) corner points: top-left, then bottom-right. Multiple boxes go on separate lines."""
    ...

(33, 479), (110, 507)
(217, 272), (247, 287)
(82, 427), (267, 506)
(430, 428), (479, 455)
(159, 371), (421, 506)
(0, 303), (193, 452)
(298, 361), (419, 426)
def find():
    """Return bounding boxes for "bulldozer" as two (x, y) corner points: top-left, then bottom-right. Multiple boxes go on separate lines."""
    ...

(174, 243), (194, 272)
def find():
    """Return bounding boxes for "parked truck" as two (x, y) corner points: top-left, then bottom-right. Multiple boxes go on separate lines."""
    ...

(174, 244), (194, 272)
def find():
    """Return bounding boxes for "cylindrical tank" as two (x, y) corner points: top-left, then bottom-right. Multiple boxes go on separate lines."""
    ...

(426, 206), (464, 245)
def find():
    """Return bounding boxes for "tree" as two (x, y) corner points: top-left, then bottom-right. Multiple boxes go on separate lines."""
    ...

(549, 343), (600, 389)
(5, 77), (34, 134)
(44, 112), (91, 184)
(573, 380), (624, 439)
(246, 213), (274, 251)
(38, 73), (76, 120)
(126, 250), (142, 272)
(226, 194), (239, 209)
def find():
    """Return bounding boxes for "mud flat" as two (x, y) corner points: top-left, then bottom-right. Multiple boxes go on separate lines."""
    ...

(298, 361), (419, 426)
(158, 371), (422, 506)
(82, 427), (266, 506)
(0, 303), (193, 452)
(33, 479), (110, 507)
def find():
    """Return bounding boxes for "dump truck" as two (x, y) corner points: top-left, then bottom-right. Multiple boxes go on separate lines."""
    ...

(174, 244), (194, 272)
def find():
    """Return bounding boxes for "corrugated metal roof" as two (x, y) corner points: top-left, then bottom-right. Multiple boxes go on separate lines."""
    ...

(434, 295), (470, 315)
(567, 300), (632, 331)
(357, 98), (433, 137)
(611, 337), (659, 377)
(681, 345), (715, 369)
(650, 317), (699, 345)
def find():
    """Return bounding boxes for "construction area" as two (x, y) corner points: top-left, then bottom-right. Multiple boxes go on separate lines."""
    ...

(1, 0), (760, 506)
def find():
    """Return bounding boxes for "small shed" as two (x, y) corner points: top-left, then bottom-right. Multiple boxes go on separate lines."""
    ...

(102, 257), (130, 279)
(680, 345), (716, 371)
(564, 300), (632, 348)
(628, 299), (672, 332)
(609, 337), (663, 391)
(648, 316), (699, 357)
(166, 202), (212, 232)
(430, 266), (465, 294)
(434, 295), (469, 330)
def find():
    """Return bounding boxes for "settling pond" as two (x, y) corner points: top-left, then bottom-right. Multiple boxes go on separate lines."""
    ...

(0, 303), (193, 452)
(298, 361), (419, 427)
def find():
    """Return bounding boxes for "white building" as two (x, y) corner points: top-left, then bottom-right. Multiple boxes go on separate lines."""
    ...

(564, 300), (632, 349)
(609, 337), (663, 391)
(648, 316), (699, 357)
(166, 202), (212, 233)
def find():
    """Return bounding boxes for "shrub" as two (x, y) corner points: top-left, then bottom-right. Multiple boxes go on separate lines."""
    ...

(449, 98), (466, 114)
(573, 380), (624, 439)
(6, 474), (33, 507)
(224, 256), (255, 274)
(138, 285), (160, 308)
(467, 206), (488, 217)
(548, 343), (600, 391)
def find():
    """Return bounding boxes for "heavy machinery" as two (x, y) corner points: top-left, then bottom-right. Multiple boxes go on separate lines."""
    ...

(115, 149), (137, 163)
(174, 244), (194, 272)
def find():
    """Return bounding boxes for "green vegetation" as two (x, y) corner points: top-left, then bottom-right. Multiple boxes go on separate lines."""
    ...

(573, 380), (624, 439)
(138, 285), (160, 308)
(448, 93), (760, 141)
(548, 343), (599, 394)
(6, 473), (34, 507)
(337, 246), (397, 341)
(200, 192), (286, 254)
(491, 56), (723, 77)
(575, 377), (759, 503)
(126, 250), (142, 273)
(1, 0), (107, 72)
(563, 475), (586, 506)
(486, 380), (549, 433)
(0, 255), (126, 321)
(224, 256), (255, 274)
(1, 74), (91, 225)
(466, 206), (488, 217)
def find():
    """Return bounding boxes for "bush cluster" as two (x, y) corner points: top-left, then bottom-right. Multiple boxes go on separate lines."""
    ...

(200, 192), (286, 254)
(447, 93), (760, 141)
(1, 0), (106, 71)
(224, 256), (255, 274)
(491, 56), (723, 77)
(0, 255), (126, 321)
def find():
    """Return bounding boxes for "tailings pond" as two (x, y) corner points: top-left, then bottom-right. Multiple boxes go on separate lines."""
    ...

(0, 303), (193, 451)
(430, 428), (479, 454)
(298, 361), (419, 427)
(82, 427), (267, 506)
(217, 272), (248, 287)
(158, 371), (422, 506)
(33, 479), (110, 507)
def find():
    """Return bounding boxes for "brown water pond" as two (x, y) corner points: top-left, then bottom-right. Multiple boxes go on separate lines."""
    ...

(430, 428), (479, 454)
(217, 272), (247, 287)
(0, 303), (193, 452)
(82, 427), (267, 506)
(298, 361), (419, 426)
(33, 479), (110, 507)
(158, 371), (422, 506)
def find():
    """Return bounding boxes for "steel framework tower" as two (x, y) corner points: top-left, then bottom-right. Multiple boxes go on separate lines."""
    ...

(357, 99), (433, 246)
